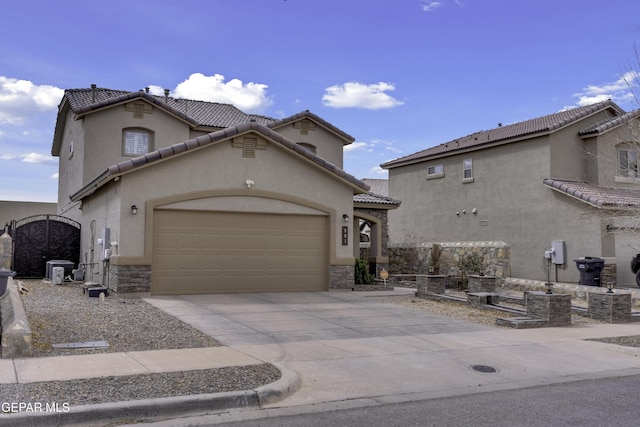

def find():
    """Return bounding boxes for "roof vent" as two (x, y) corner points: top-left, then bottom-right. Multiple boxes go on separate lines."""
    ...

(164, 89), (170, 102)
(91, 84), (97, 103)
(145, 87), (150, 93)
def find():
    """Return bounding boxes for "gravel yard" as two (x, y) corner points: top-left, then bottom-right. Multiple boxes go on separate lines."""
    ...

(1, 280), (281, 406)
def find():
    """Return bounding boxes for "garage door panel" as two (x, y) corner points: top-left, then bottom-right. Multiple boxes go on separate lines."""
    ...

(153, 210), (327, 295)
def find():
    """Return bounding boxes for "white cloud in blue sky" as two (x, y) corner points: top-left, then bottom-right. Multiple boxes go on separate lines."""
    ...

(165, 73), (272, 114)
(1, 0), (640, 200)
(0, 77), (62, 125)
(322, 82), (404, 110)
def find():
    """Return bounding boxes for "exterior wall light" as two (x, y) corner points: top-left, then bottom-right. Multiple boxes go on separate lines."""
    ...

(606, 282), (614, 293)
(343, 214), (350, 223)
(131, 205), (138, 215)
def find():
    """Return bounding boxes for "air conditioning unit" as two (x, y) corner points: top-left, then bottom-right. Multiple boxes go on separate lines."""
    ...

(52, 267), (64, 285)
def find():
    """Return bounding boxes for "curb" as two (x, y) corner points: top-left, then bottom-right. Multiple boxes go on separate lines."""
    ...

(0, 363), (300, 426)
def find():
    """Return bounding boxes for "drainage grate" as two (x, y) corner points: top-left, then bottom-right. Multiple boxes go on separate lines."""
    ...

(471, 364), (497, 373)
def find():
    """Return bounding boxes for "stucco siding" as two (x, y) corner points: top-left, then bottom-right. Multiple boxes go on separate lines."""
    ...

(274, 123), (345, 168)
(388, 137), (604, 282)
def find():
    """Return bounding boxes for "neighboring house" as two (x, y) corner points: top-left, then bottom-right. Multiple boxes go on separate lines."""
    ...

(382, 100), (640, 286)
(51, 85), (389, 294)
(1, 201), (57, 231)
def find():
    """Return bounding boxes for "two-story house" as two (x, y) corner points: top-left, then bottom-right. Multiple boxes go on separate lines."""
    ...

(51, 85), (395, 294)
(382, 100), (640, 286)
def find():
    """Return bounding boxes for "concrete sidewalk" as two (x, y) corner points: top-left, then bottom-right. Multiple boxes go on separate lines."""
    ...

(0, 347), (264, 384)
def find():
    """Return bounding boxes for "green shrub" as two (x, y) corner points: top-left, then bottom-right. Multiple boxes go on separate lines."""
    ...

(354, 258), (374, 284)
(457, 252), (485, 288)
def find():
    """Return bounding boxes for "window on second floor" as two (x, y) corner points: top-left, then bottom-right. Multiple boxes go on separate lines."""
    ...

(463, 158), (473, 182)
(123, 128), (154, 156)
(427, 164), (444, 179)
(618, 146), (639, 178)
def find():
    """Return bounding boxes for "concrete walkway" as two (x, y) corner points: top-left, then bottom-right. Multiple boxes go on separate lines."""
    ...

(3, 287), (640, 426)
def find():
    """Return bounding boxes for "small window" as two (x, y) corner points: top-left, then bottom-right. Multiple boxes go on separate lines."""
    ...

(427, 164), (444, 179)
(618, 147), (638, 178)
(463, 158), (473, 182)
(69, 141), (74, 159)
(123, 129), (153, 156)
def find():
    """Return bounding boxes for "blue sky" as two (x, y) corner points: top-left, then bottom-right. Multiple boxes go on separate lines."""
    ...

(1, 0), (639, 202)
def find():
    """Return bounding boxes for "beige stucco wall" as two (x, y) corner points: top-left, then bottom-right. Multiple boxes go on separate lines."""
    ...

(82, 103), (192, 183)
(388, 135), (603, 283)
(0, 201), (57, 229)
(57, 109), (85, 216)
(86, 130), (356, 274)
(272, 122), (346, 168)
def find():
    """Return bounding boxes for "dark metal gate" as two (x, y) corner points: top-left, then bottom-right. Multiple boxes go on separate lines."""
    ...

(9, 215), (80, 278)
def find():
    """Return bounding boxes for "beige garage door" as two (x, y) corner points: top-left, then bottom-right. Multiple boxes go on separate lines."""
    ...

(152, 210), (328, 295)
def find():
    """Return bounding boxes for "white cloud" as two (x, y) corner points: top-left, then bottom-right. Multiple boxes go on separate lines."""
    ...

(421, 1), (442, 12)
(571, 71), (640, 108)
(322, 82), (404, 110)
(369, 165), (388, 176)
(0, 154), (16, 160)
(50, 173), (59, 179)
(0, 76), (63, 125)
(343, 141), (368, 152)
(168, 73), (273, 114)
(21, 153), (56, 164)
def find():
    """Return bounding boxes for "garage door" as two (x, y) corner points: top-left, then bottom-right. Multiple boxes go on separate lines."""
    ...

(152, 210), (327, 294)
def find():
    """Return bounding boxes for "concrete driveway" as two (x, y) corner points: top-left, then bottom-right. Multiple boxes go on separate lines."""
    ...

(145, 288), (640, 410)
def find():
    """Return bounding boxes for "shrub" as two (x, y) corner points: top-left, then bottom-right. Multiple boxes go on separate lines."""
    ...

(429, 243), (443, 274)
(457, 252), (485, 288)
(354, 258), (374, 284)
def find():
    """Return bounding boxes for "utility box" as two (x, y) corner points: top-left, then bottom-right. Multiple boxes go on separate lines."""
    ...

(52, 267), (64, 285)
(551, 240), (565, 265)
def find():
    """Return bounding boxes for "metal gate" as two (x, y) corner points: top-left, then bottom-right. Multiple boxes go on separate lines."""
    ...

(9, 215), (80, 278)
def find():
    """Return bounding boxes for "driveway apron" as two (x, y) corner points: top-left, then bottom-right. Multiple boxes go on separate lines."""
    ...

(145, 289), (640, 408)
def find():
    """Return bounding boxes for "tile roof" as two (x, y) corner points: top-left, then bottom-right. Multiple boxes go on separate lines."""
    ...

(353, 192), (401, 207)
(579, 109), (640, 136)
(382, 100), (625, 169)
(62, 87), (276, 128)
(543, 178), (640, 208)
(71, 123), (369, 202)
(361, 178), (389, 197)
(268, 110), (355, 143)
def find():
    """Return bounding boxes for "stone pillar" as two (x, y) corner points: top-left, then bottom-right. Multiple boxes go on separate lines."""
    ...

(468, 275), (496, 293)
(526, 292), (571, 326)
(416, 275), (446, 296)
(0, 232), (12, 270)
(588, 292), (632, 323)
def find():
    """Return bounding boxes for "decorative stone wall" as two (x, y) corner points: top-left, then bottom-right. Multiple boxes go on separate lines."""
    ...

(416, 275), (445, 296)
(525, 292), (571, 326)
(330, 264), (355, 289)
(600, 263), (617, 288)
(388, 241), (511, 278)
(588, 292), (632, 323)
(468, 275), (496, 293)
(108, 264), (152, 293)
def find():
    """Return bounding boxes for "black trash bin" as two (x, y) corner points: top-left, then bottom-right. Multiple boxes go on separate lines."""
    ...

(574, 257), (605, 286)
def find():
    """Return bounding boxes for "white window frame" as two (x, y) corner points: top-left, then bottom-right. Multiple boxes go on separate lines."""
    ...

(462, 158), (473, 183)
(426, 164), (444, 179)
(618, 146), (639, 179)
(123, 128), (153, 157)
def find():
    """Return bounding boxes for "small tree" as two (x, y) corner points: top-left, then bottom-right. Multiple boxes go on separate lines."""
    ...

(457, 252), (485, 289)
(355, 258), (374, 284)
(428, 243), (443, 274)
